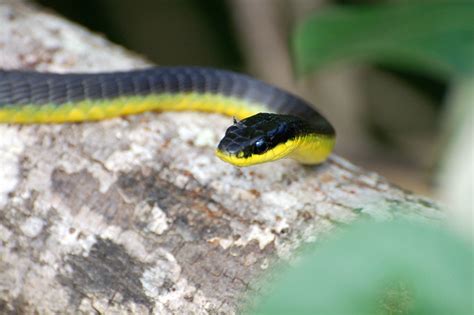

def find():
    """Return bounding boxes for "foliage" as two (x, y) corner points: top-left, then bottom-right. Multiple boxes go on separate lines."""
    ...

(249, 220), (473, 315)
(293, 1), (474, 79)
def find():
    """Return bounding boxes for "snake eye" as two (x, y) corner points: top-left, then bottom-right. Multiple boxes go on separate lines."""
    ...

(253, 138), (268, 154)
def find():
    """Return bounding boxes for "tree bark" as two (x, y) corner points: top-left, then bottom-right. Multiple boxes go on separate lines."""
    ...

(0, 1), (444, 314)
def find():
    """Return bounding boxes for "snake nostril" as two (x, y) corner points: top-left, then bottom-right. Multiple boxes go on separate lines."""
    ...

(217, 138), (240, 154)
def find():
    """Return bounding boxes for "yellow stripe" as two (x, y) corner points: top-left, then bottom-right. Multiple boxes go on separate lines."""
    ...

(289, 134), (335, 164)
(0, 92), (268, 124)
(0, 91), (335, 167)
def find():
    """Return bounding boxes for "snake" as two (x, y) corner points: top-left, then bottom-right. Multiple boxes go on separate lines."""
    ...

(0, 67), (335, 167)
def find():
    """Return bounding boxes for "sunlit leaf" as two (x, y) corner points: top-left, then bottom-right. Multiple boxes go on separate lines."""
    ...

(293, 1), (474, 78)
(249, 221), (473, 315)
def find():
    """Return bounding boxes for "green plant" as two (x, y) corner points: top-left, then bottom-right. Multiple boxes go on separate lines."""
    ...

(293, 0), (474, 79)
(249, 221), (473, 315)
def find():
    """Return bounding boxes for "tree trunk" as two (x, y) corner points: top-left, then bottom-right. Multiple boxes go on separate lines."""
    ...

(0, 1), (443, 314)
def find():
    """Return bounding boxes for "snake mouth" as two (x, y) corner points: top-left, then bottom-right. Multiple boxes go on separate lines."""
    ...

(215, 149), (272, 167)
(215, 149), (251, 167)
(215, 139), (298, 167)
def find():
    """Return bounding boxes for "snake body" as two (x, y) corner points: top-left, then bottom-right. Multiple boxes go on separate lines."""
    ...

(0, 67), (335, 166)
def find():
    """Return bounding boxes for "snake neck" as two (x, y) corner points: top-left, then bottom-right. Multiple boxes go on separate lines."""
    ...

(289, 134), (335, 165)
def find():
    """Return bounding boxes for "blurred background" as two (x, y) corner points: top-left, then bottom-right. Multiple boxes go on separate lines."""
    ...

(33, 0), (471, 208)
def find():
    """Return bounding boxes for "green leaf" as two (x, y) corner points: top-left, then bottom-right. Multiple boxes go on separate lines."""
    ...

(249, 221), (473, 315)
(293, 1), (474, 79)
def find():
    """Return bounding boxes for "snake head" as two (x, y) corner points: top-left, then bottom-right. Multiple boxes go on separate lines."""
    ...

(215, 113), (302, 167)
